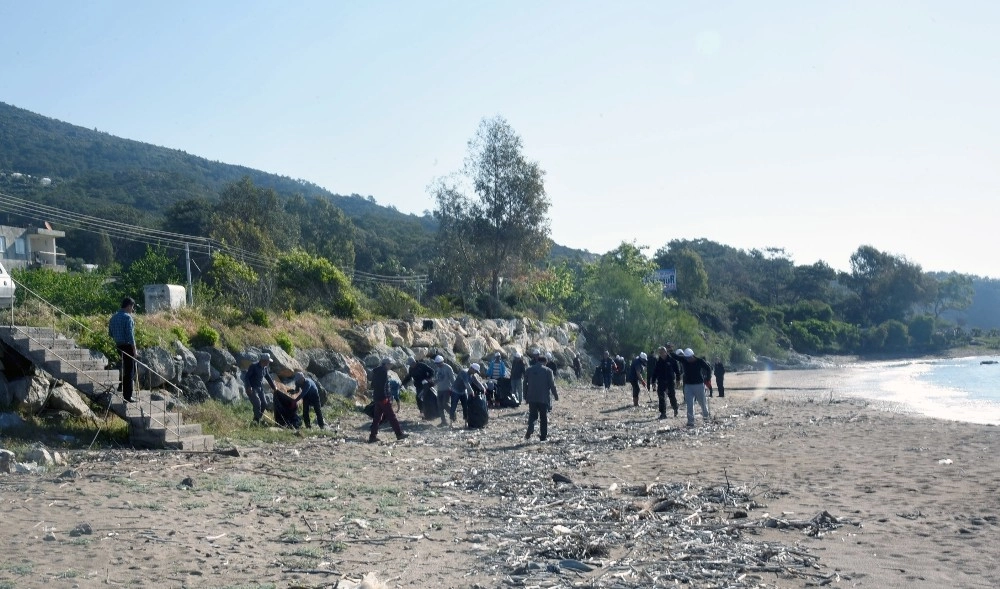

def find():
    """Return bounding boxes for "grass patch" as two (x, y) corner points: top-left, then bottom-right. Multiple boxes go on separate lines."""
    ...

(183, 398), (355, 443)
(0, 561), (33, 575)
(278, 524), (306, 544)
(0, 411), (128, 453)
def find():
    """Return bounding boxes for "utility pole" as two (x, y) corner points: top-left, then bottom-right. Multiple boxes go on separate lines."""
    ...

(185, 242), (194, 306)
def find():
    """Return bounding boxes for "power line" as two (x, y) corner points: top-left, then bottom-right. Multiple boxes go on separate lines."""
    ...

(0, 191), (431, 288)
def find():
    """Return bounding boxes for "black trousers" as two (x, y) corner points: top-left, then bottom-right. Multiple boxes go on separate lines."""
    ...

(716, 375), (725, 397)
(526, 402), (549, 440)
(658, 381), (678, 415)
(117, 343), (136, 400)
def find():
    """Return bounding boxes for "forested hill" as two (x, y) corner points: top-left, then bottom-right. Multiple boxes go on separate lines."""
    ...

(0, 101), (437, 225)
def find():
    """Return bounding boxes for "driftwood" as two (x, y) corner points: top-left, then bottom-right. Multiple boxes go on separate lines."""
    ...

(405, 408), (861, 588)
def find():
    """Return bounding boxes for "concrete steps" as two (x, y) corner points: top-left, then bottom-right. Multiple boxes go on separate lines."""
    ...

(1, 326), (215, 452)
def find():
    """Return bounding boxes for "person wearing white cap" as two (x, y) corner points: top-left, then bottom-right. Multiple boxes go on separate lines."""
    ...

(432, 355), (455, 426)
(243, 352), (277, 425)
(679, 348), (713, 428)
(627, 352), (649, 407)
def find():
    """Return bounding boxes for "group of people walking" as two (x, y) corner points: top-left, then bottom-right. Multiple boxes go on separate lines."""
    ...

(597, 344), (725, 428)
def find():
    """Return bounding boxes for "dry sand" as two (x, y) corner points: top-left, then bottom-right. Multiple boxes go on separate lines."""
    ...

(3, 367), (999, 588)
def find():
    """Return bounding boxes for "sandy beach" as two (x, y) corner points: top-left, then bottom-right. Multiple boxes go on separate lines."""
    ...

(3, 367), (999, 588)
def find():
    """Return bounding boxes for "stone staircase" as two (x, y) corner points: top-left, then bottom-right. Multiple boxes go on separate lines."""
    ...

(2, 326), (214, 451)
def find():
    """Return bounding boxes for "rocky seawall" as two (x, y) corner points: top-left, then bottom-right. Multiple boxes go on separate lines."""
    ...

(1, 317), (590, 417)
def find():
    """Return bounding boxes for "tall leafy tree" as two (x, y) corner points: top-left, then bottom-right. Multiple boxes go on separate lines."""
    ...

(433, 116), (551, 301)
(847, 245), (930, 325)
(930, 272), (974, 319)
(284, 195), (356, 269)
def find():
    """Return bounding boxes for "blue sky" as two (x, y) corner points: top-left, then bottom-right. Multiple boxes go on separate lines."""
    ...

(2, 1), (999, 277)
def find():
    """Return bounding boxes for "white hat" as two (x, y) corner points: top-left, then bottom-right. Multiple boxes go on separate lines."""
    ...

(675, 349), (685, 356)
(684, 348), (695, 357)
(514, 351), (522, 359)
(639, 352), (648, 361)
(260, 353), (272, 362)
(470, 363), (481, 372)
(433, 355), (444, 363)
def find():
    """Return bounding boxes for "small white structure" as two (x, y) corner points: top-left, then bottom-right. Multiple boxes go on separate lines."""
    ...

(144, 284), (187, 313)
(40, 177), (52, 186)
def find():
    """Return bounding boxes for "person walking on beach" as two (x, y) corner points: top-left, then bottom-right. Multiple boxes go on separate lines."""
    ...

(599, 351), (615, 392)
(401, 356), (435, 412)
(627, 352), (648, 407)
(244, 353), (278, 425)
(510, 351), (526, 404)
(432, 355), (454, 426)
(713, 359), (726, 398)
(369, 357), (407, 443)
(680, 348), (712, 427)
(650, 346), (680, 418)
(108, 297), (138, 403)
(524, 349), (559, 441)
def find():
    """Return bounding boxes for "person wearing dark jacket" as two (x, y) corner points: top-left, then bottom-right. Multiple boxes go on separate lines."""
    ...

(650, 346), (680, 418)
(369, 358), (407, 443)
(626, 352), (648, 407)
(599, 351), (615, 392)
(510, 352), (526, 404)
(293, 372), (324, 429)
(244, 353), (278, 425)
(679, 348), (713, 427)
(524, 349), (559, 441)
(402, 356), (435, 412)
(713, 360), (726, 397)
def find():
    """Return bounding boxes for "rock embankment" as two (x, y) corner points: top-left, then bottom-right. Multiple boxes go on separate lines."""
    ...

(1, 317), (589, 418)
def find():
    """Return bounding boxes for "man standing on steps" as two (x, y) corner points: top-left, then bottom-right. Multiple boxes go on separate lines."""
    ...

(108, 297), (137, 403)
(244, 353), (277, 425)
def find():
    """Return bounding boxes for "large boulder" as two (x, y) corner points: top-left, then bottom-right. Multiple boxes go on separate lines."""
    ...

(139, 346), (178, 388)
(261, 346), (302, 379)
(48, 383), (97, 420)
(174, 341), (199, 376)
(25, 444), (54, 467)
(343, 356), (367, 393)
(10, 375), (50, 413)
(0, 449), (15, 474)
(319, 370), (359, 399)
(178, 374), (210, 404)
(205, 347), (237, 375)
(192, 351), (212, 379)
(207, 373), (244, 404)
(303, 349), (345, 376)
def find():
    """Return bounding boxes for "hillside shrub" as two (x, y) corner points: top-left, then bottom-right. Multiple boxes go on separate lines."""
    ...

(191, 325), (220, 348)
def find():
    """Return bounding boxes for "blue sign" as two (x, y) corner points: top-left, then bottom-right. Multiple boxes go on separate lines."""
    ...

(653, 269), (676, 293)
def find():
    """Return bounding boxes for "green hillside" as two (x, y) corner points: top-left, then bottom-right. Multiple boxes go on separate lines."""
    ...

(0, 102), (590, 274)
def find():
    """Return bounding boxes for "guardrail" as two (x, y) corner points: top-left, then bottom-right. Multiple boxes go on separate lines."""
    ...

(5, 276), (187, 444)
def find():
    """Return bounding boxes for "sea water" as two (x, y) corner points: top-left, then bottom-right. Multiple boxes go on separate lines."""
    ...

(843, 356), (1000, 425)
